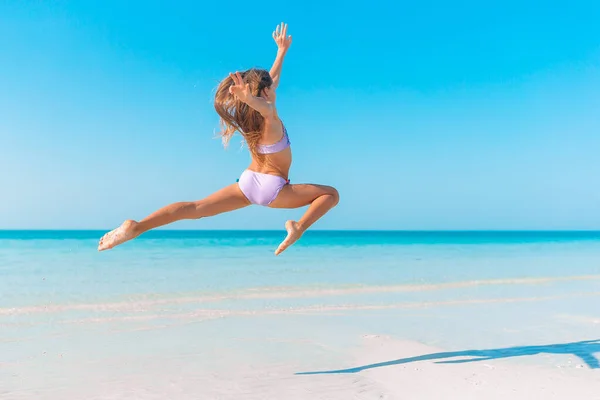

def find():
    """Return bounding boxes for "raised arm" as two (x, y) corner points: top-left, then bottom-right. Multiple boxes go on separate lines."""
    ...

(270, 22), (292, 90)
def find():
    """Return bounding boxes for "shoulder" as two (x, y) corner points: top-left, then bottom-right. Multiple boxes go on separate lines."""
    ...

(261, 101), (278, 120)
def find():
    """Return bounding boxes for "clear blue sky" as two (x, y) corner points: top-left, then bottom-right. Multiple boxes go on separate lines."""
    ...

(1, 1), (599, 230)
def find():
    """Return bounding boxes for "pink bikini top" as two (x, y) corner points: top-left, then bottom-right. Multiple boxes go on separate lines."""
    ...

(256, 123), (291, 154)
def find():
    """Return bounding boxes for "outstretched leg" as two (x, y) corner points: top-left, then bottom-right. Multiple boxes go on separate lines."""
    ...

(98, 184), (250, 251)
(268, 183), (339, 255)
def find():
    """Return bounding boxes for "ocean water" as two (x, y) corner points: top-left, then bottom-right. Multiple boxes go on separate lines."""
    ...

(2, 230), (600, 398)
(2, 230), (600, 306)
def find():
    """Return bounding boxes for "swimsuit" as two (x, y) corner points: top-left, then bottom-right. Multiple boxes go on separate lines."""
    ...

(237, 123), (291, 206)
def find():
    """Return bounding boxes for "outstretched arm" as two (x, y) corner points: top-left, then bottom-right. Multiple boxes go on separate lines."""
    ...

(228, 72), (274, 117)
(270, 22), (292, 90)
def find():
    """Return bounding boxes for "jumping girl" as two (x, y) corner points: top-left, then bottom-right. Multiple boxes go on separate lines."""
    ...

(98, 23), (339, 255)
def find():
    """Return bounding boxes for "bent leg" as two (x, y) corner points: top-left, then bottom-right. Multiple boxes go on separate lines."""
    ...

(268, 183), (340, 255)
(98, 184), (250, 251)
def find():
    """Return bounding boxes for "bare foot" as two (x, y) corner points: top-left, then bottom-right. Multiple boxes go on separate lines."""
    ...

(98, 220), (140, 251)
(275, 220), (304, 255)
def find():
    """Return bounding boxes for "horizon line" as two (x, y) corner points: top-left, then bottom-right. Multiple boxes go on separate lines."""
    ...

(1, 229), (600, 232)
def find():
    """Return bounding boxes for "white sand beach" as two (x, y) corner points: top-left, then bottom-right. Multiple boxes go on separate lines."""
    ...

(4, 308), (600, 400)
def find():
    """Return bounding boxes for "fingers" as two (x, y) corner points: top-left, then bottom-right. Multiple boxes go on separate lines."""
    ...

(274, 22), (289, 40)
(229, 72), (238, 86)
(229, 71), (244, 86)
(229, 72), (245, 92)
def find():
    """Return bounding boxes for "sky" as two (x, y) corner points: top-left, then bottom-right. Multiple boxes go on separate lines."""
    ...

(1, 1), (599, 230)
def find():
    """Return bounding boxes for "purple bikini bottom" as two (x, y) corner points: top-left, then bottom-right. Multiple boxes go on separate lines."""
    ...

(237, 169), (289, 206)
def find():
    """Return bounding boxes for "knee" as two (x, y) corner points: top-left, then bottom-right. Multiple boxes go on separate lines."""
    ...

(192, 200), (211, 217)
(173, 201), (204, 219)
(326, 186), (340, 206)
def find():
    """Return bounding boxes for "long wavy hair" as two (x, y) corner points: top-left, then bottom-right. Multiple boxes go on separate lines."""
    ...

(214, 68), (273, 162)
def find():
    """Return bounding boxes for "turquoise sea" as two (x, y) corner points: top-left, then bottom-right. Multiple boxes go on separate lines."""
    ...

(3, 230), (600, 306)
(3, 230), (600, 398)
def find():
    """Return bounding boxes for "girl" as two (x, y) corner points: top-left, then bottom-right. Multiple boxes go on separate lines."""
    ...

(98, 23), (339, 255)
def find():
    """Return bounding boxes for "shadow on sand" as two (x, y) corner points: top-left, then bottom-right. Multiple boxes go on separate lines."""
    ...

(296, 339), (600, 375)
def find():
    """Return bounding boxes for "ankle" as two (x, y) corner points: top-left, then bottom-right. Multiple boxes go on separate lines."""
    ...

(295, 221), (308, 233)
(129, 220), (145, 235)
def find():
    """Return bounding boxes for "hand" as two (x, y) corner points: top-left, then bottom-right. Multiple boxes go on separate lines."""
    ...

(228, 72), (251, 101)
(272, 22), (292, 52)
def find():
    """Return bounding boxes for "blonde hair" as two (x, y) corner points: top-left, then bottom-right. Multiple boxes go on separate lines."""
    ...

(214, 68), (273, 162)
